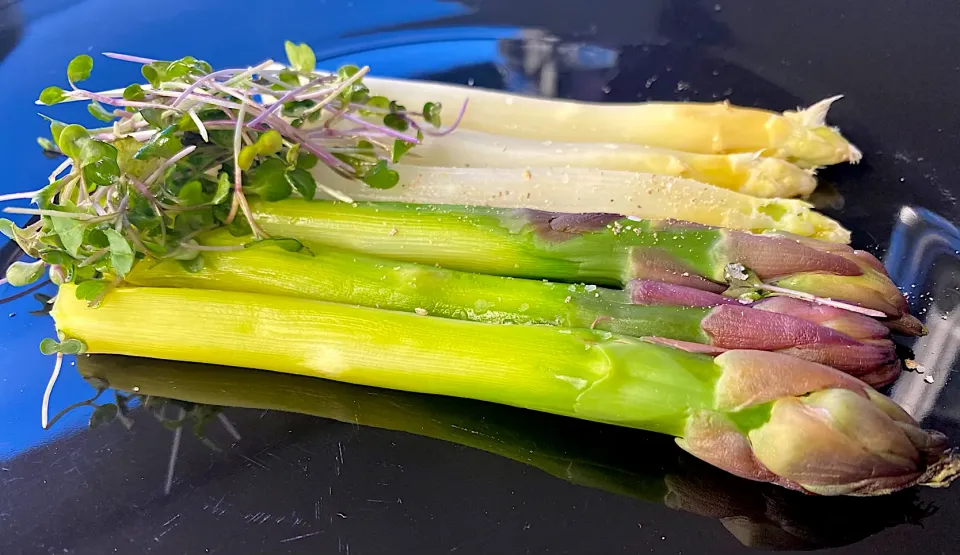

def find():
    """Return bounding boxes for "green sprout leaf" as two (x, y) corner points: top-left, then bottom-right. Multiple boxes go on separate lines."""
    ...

(0, 218), (16, 239)
(296, 152), (318, 170)
(56, 124), (91, 159)
(284, 41), (316, 74)
(122, 83), (145, 101)
(212, 172), (232, 205)
(67, 55), (94, 84)
(284, 167), (316, 200)
(104, 229), (134, 277)
(79, 140), (121, 185)
(362, 160), (400, 189)
(5, 260), (46, 286)
(134, 124), (183, 160)
(39, 338), (60, 355)
(423, 102), (442, 128)
(247, 157), (292, 201)
(39, 337), (88, 356)
(383, 113), (409, 132)
(59, 338), (87, 355)
(87, 101), (114, 122)
(238, 130), (284, 170)
(49, 216), (87, 257)
(177, 180), (205, 206)
(39, 86), (67, 106)
(75, 279), (110, 301)
(392, 130), (422, 163)
(37, 137), (59, 153)
(244, 237), (313, 256)
(48, 118), (67, 145)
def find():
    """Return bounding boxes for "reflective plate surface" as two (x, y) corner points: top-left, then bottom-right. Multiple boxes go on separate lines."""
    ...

(1, 1), (959, 553)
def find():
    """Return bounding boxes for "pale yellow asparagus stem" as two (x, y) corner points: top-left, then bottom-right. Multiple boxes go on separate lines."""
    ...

(359, 75), (860, 168)
(308, 164), (850, 242)
(405, 129), (817, 198)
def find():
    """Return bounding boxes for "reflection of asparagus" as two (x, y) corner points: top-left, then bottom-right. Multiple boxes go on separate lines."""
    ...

(77, 354), (931, 551)
(54, 285), (957, 495)
(126, 230), (902, 385)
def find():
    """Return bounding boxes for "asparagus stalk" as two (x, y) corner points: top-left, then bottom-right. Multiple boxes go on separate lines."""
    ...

(249, 199), (921, 334)
(307, 164), (845, 241)
(125, 230), (901, 385)
(358, 75), (861, 168)
(379, 129), (818, 198)
(79, 354), (934, 551)
(52, 285), (957, 495)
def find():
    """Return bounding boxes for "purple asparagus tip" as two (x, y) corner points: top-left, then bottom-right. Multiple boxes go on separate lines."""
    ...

(700, 305), (901, 386)
(627, 280), (737, 307)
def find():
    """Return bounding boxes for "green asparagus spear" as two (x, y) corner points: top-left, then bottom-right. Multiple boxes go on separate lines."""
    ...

(248, 199), (923, 335)
(124, 230), (901, 385)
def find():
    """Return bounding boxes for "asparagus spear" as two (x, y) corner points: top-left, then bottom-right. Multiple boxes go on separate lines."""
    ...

(52, 285), (957, 495)
(249, 199), (921, 334)
(305, 164), (845, 241)
(79, 354), (933, 551)
(125, 230), (901, 385)
(375, 128), (818, 198)
(357, 75), (861, 168)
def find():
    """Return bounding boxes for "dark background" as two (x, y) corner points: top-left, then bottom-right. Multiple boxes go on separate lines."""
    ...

(1, 1), (959, 554)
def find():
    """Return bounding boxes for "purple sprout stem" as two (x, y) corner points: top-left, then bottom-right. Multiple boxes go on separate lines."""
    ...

(420, 99), (469, 137)
(247, 75), (330, 128)
(335, 109), (420, 143)
(172, 68), (245, 106)
(67, 89), (180, 112)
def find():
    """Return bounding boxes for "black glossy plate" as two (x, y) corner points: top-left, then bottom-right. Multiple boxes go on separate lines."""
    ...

(1, 1), (959, 554)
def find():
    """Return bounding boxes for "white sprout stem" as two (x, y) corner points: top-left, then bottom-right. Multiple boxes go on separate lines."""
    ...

(3, 207), (98, 219)
(143, 145), (198, 186)
(41, 353), (64, 429)
(222, 59), (276, 88)
(757, 283), (888, 318)
(187, 109), (209, 142)
(226, 97), (248, 224)
(172, 68), (246, 107)
(301, 65), (370, 116)
(0, 190), (43, 203)
(49, 158), (74, 184)
(102, 52), (157, 64)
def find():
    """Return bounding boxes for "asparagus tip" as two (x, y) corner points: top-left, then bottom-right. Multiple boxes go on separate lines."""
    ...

(918, 448), (960, 489)
(796, 95), (844, 128)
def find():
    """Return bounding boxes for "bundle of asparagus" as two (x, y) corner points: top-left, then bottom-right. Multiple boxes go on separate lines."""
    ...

(125, 228), (902, 386)
(2, 43), (956, 496)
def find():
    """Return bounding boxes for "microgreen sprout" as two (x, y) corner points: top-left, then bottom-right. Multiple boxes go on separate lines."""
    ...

(2, 41), (456, 305)
(0, 42), (459, 428)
